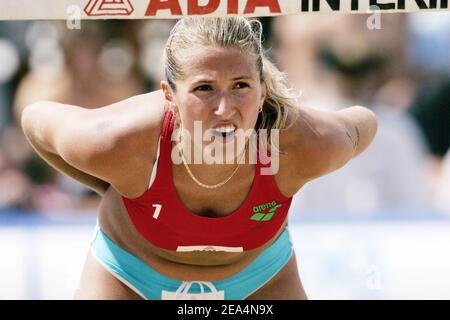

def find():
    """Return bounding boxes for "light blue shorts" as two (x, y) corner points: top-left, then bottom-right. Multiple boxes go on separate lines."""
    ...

(90, 227), (293, 300)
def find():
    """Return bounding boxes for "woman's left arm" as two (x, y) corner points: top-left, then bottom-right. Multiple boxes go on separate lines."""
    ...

(282, 106), (378, 186)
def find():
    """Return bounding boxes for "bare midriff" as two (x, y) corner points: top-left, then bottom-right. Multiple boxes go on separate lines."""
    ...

(97, 186), (288, 282)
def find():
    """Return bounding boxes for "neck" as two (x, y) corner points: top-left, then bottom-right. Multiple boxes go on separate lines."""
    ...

(176, 158), (254, 186)
(174, 137), (254, 187)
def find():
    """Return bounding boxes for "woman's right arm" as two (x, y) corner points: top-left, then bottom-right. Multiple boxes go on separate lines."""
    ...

(21, 91), (166, 198)
(21, 101), (112, 195)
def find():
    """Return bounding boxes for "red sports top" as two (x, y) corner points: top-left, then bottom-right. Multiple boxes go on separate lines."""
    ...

(122, 111), (293, 252)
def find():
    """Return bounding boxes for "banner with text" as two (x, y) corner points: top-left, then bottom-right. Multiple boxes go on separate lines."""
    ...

(0, 0), (448, 20)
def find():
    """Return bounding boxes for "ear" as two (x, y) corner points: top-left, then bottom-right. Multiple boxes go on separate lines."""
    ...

(260, 81), (267, 105)
(160, 80), (176, 112)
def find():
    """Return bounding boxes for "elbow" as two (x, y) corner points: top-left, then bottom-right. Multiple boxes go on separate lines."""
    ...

(20, 101), (56, 151)
(353, 105), (378, 139)
(20, 102), (42, 142)
(372, 114), (379, 141)
(358, 107), (379, 155)
(20, 102), (39, 137)
(366, 108), (378, 143)
(21, 101), (46, 129)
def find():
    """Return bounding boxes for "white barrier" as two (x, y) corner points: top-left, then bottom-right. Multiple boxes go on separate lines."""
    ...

(1, 216), (450, 299)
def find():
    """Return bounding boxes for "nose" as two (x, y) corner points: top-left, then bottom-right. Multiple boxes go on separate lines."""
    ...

(214, 93), (235, 118)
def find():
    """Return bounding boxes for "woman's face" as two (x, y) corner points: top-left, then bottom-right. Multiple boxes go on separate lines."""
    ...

(161, 46), (266, 154)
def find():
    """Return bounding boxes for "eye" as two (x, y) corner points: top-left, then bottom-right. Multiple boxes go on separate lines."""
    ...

(234, 82), (250, 89)
(195, 85), (213, 91)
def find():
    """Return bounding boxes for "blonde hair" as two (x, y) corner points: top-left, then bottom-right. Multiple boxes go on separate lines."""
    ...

(163, 17), (300, 152)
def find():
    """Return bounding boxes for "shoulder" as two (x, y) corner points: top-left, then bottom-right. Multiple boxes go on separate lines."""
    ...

(89, 90), (166, 138)
(80, 90), (168, 194)
(278, 106), (350, 187)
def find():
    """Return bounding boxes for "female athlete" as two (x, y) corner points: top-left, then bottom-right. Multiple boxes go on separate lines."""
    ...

(21, 17), (378, 300)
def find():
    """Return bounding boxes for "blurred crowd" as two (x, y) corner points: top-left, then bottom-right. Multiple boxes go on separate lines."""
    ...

(0, 13), (449, 216)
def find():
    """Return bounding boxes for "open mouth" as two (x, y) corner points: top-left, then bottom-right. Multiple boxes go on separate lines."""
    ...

(212, 125), (236, 139)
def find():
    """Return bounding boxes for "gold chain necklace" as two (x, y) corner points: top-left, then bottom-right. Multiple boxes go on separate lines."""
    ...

(176, 126), (247, 189)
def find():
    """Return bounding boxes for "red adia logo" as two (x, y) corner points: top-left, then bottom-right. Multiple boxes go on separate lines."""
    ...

(84, 0), (281, 17)
(145, 0), (281, 16)
(84, 0), (134, 16)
